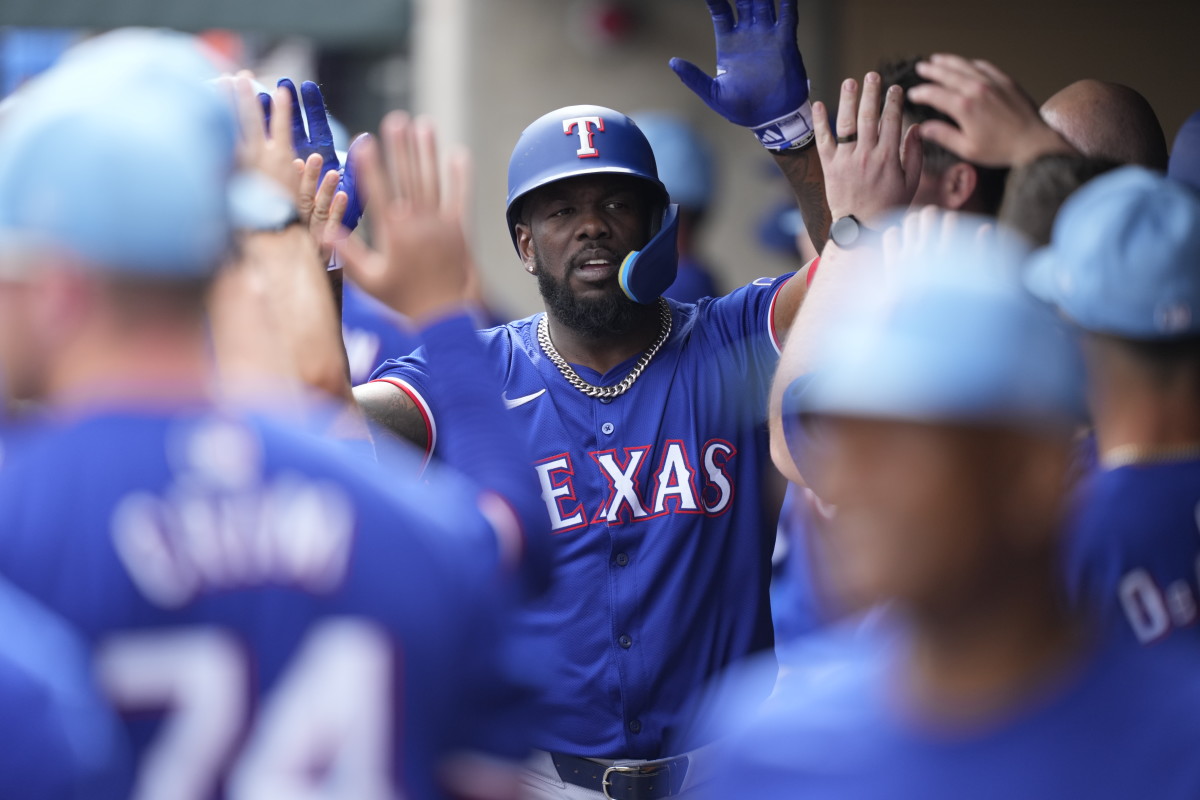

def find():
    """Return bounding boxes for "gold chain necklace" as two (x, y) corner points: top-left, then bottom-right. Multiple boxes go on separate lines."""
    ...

(537, 298), (672, 400)
(1102, 441), (1200, 469)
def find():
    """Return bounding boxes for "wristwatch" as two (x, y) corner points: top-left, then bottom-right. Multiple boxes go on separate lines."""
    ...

(829, 215), (877, 250)
(228, 171), (302, 233)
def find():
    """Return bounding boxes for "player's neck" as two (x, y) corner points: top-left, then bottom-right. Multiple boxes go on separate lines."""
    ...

(544, 304), (663, 375)
(47, 323), (213, 412)
(1090, 376), (1200, 458)
(900, 565), (1084, 726)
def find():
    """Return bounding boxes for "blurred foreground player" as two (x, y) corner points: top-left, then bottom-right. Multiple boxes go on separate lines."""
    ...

(0, 29), (546, 800)
(1027, 167), (1200, 647)
(704, 221), (1200, 799)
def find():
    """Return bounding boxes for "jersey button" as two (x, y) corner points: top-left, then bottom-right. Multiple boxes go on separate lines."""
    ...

(618, 634), (632, 649)
(601, 422), (615, 435)
(628, 719), (642, 734)
(615, 552), (629, 567)
(599, 397), (614, 405)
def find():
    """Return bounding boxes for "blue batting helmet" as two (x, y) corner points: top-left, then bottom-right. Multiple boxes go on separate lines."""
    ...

(505, 104), (679, 304)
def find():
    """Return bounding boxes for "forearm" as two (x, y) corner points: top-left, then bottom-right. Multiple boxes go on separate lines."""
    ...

(772, 146), (830, 252)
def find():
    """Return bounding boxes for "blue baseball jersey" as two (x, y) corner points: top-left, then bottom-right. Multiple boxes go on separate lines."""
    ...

(1066, 458), (1200, 646)
(700, 628), (1200, 799)
(662, 255), (719, 305)
(0, 575), (129, 799)
(371, 276), (792, 758)
(0, 408), (535, 800)
(341, 280), (421, 386)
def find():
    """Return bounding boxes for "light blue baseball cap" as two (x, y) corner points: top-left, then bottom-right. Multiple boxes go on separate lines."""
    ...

(0, 28), (238, 278)
(1025, 166), (1200, 340)
(633, 112), (715, 212)
(784, 222), (1085, 434)
(1168, 110), (1200, 194)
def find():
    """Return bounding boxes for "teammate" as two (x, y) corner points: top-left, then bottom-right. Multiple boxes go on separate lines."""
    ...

(349, 2), (831, 794)
(1027, 167), (1200, 648)
(705, 218), (1200, 800)
(0, 28), (547, 800)
(1039, 79), (1169, 169)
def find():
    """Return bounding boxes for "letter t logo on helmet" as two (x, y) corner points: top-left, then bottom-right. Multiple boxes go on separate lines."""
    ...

(563, 116), (605, 158)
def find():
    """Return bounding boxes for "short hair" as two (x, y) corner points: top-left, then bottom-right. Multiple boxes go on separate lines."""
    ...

(999, 153), (1120, 246)
(1092, 333), (1200, 388)
(878, 56), (1009, 215)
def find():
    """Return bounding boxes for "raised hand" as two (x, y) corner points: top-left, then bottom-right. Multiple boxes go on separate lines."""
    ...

(670, 0), (813, 151)
(907, 55), (1074, 167)
(813, 72), (923, 225)
(295, 153), (350, 264)
(229, 75), (301, 195)
(335, 112), (473, 324)
(260, 79), (370, 231)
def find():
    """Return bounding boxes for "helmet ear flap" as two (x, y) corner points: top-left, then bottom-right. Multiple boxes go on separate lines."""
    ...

(619, 203), (680, 304)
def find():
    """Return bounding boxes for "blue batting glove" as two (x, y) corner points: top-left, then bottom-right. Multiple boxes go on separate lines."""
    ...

(339, 133), (370, 231)
(670, 0), (813, 151)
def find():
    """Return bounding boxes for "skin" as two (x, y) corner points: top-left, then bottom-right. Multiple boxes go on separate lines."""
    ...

(1040, 80), (1169, 169)
(818, 415), (1084, 723)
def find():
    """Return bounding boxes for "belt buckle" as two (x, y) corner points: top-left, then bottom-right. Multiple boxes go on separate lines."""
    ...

(601, 764), (644, 800)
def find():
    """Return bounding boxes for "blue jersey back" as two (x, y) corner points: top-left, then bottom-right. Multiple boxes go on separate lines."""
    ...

(701, 630), (1200, 800)
(0, 409), (527, 800)
(342, 280), (420, 386)
(1066, 459), (1200, 646)
(0, 576), (128, 799)
(372, 277), (791, 758)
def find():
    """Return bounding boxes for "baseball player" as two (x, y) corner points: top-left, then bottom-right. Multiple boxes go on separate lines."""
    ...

(1027, 167), (1200, 648)
(0, 29), (548, 800)
(348, 2), (826, 795)
(702, 219), (1200, 800)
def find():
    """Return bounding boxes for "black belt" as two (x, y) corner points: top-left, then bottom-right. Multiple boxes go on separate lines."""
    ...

(551, 752), (689, 800)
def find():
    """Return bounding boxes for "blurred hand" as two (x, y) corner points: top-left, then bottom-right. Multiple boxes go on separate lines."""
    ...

(908, 55), (1074, 167)
(295, 153), (349, 264)
(335, 112), (473, 324)
(260, 79), (370, 231)
(814, 73), (923, 224)
(881, 205), (998, 279)
(670, 0), (813, 150)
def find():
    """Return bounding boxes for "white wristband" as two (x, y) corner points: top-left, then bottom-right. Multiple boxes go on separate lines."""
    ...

(753, 101), (815, 152)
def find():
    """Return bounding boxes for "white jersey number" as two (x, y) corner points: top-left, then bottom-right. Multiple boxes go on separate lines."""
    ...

(97, 619), (396, 800)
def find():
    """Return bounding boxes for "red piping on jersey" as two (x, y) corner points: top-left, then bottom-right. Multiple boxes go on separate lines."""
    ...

(768, 274), (793, 355)
(368, 377), (436, 468)
(805, 255), (822, 288)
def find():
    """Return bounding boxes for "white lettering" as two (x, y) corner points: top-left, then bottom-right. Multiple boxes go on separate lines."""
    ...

(1119, 569), (1171, 643)
(652, 442), (699, 514)
(595, 449), (650, 523)
(701, 441), (736, 515)
(562, 115), (605, 158)
(533, 456), (584, 531)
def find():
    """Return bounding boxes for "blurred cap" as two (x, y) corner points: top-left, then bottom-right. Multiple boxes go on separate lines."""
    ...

(1168, 110), (1200, 193)
(1026, 165), (1200, 339)
(786, 222), (1085, 431)
(0, 28), (238, 278)
(633, 112), (714, 212)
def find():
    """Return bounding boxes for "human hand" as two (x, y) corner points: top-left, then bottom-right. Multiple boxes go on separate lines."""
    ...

(295, 153), (349, 264)
(228, 75), (301, 196)
(814, 72), (923, 224)
(907, 54), (1074, 167)
(260, 79), (369, 231)
(670, 0), (813, 151)
(335, 112), (473, 324)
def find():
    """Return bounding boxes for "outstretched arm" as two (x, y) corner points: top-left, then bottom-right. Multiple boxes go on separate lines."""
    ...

(670, 0), (826, 339)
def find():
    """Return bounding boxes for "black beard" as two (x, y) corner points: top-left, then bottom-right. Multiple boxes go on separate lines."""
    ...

(535, 253), (647, 339)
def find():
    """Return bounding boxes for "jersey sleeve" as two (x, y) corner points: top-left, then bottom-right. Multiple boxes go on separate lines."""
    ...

(368, 348), (437, 466)
(693, 273), (796, 415)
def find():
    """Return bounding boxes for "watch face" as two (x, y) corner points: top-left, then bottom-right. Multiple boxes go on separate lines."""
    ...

(228, 171), (298, 231)
(831, 216), (861, 248)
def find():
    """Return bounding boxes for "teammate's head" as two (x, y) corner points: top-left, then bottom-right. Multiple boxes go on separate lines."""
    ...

(999, 153), (1119, 246)
(0, 29), (236, 399)
(507, 105), (678, 327)
(1040, 80), (1168, 170)
(1026, 167), (1200, 431)
(879, 56), (1008, 215)
(785, 222), (1082, 615)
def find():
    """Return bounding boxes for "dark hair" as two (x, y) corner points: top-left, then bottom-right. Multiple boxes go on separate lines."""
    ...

(1096, 333), (1200, 387)
(877, 56), (1009, 215)
(999, 153), (1120, 247)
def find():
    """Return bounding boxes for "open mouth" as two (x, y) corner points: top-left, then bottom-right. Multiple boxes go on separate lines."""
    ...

(573, 251), (621, 281)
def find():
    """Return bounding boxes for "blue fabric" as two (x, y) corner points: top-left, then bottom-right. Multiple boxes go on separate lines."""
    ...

(371, 276), (792, 758)
(341, 280), (421, 386)
(662, 255), (720, 305)
(770, 485), (833, 645)
(1168, 110), (1200, 194)
(702, 629), (1200, 799)
(1066, 458), (1200, 647)
(0, 404), (539, 799)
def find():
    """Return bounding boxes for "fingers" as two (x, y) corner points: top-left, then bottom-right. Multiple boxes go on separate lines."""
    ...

(835, 78), (859, 140)
(905, 83), (961, 121)
(918, 54), (983, 91)
(668, 58), (716, 104)
(233, 76), (266, 149)
(916, 119), (966, 158)
(335, 229), (380, 288)
(735, 0), (755, 26)
(812, 100), (835, 162)
(297, 153), (323, 219)
(311, 166), (339, 223)
(269, 86), (294, 152)
(382, 111), (414, 211)
(703, 0), (735, 32)
(413, 116), (441, 211)
(256, 92), (272, 136)
(856, 72), (882, 148)
(777, 0), (797, 27)
(878, 84), (904, 147)
(970, 58), (1012, 88)
(299, 81), (333, 147)
(276, 78), (308, 152)
(750, 0), (775, 26)
(353, 135), (392, 238)
(326, 192), (350, 241)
